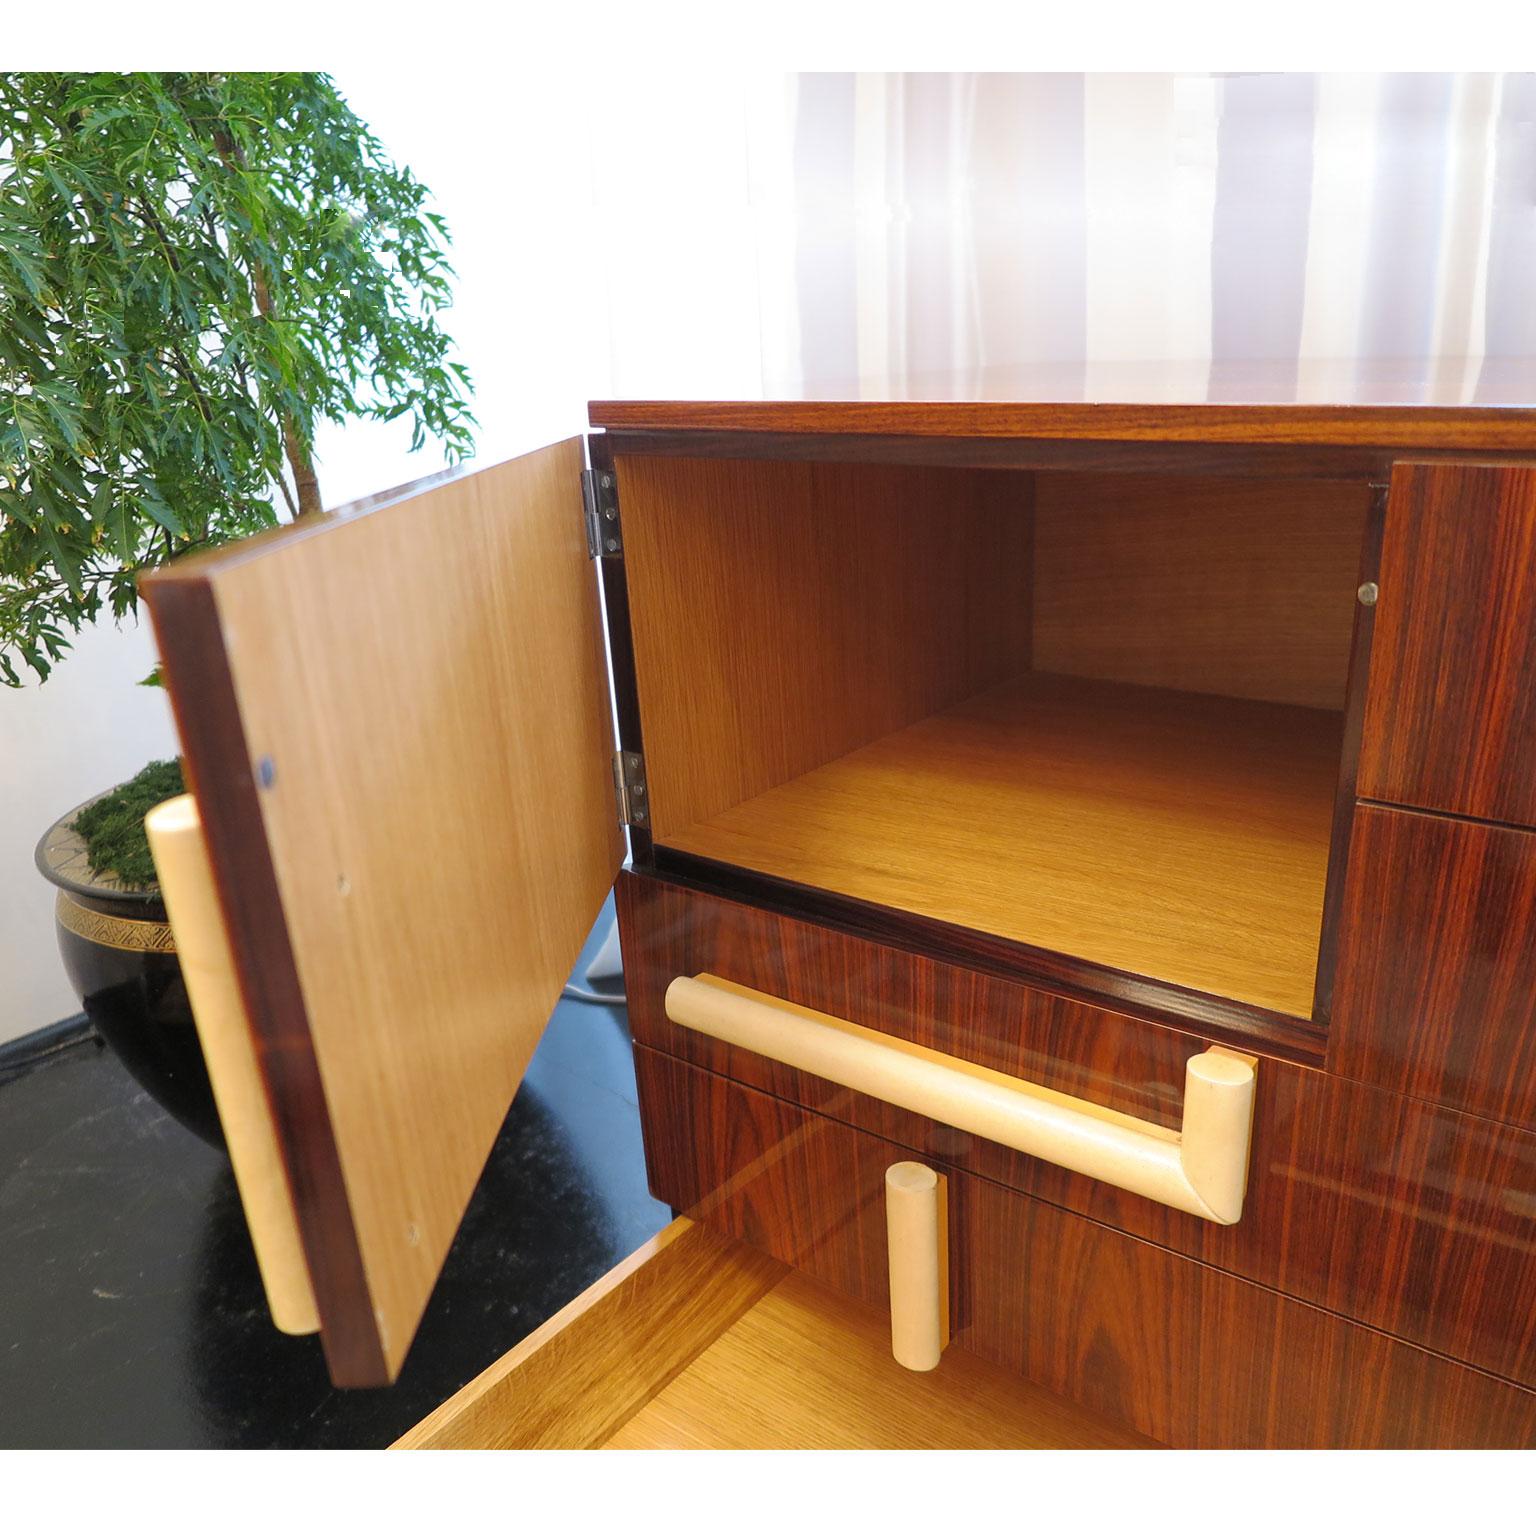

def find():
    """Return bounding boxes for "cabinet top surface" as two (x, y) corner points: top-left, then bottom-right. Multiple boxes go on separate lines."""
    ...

(589, 357), (1536, 451)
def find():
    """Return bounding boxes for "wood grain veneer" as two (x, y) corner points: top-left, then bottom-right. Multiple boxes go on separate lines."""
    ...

(615, 454), (1032, 840)
(400, 1217), (1153, 1450)
(395, 1219), (785, 1449)
(635, 1047), (1536, 1448)
(599, 426), (1536, 483)
(1032, 472), (1370, 709)
(590, 396), (1536, 453)
(956, 1168), (1536, 1450)
(605, 1268), (1154, 1449)
(1331, 804), (1536, 1132)
(662, 673), (1342, 1017)
(143, 443), (623, 1384)
(1359, 461), (1536, 827)
(619, 872), (1536, 1386)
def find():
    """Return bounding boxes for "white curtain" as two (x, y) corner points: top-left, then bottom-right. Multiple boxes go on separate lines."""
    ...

(699, 72), (1534, 405)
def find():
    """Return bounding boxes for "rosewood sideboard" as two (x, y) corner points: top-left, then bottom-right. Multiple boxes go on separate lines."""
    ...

(139, 384), (1536, 1447)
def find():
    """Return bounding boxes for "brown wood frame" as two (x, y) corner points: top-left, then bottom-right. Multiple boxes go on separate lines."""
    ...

(589, 398), (1536, 455)
(1311, 481), (1389, 1021)
(142, 575), (387, 1384)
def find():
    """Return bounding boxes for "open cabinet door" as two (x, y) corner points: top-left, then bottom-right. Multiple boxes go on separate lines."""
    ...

(141, 439), (624, 1385)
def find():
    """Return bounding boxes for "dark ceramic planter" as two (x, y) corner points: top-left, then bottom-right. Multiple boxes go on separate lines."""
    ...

(35, 797), (225, 1149)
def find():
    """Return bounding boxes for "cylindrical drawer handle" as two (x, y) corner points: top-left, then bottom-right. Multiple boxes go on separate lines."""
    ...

(885, 1161), (948, 1372)
(145, 794), (320, 1334)
(664, 974), (1257, 1225)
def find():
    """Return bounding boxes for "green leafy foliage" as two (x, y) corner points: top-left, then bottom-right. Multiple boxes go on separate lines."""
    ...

(70, 756), (185, 887)
(0, 72), (476, 685)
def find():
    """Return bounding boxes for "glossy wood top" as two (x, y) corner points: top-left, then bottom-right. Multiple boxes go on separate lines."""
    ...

(590, 359), (1536, 450)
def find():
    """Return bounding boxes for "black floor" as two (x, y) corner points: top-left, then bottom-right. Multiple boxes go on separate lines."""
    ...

(0, 901), (671, 1448)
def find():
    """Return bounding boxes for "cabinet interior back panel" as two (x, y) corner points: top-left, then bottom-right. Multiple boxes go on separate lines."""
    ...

(1032, 474), (1371, 710)
(617, 456), (1033, 840)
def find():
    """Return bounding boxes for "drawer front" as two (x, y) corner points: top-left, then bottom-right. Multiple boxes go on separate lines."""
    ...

(619, 870), (1536, 1387)
(1331, 803), (1536, 1130)
(1358, 461), (1536, 826)
(636, 1047), (1536, 1448)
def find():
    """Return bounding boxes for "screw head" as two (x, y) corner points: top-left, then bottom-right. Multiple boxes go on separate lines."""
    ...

(600, 473), (613, 489)
(1357, 581), (1379, 607)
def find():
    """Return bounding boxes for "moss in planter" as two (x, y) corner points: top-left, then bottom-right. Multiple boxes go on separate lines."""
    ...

(71, 759), (186, 888)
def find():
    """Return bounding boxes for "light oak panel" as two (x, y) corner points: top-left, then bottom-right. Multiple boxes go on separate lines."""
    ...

(396, 1220), (785, 1449)
(617, 454), (1032, 839)
(605, 1269), (1156, 1449)
(665, 673), (1342, 1016)
(145, 442), (624, 1382)
(1033, 472), (1370, 709)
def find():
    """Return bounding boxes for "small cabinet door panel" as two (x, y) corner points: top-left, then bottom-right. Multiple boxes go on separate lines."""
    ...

(142, 441), (623, 1384)
(1358, 461), (1536, 826)
(1330, 803), (1536, 1130)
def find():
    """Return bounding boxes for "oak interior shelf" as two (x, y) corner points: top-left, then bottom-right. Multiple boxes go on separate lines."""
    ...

(662, 673), (1345, 1018)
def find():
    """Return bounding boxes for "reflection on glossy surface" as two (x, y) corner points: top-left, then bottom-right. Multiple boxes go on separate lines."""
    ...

(620, 873), (1536, 1388)
(0, 901), (668, 1448)
(606, 74), (1536, 408)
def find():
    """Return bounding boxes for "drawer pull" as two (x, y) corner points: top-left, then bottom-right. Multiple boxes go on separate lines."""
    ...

(664, 975), (1257, 1224)
(885, 1161), (949, 1372)
(145, 794), (320, 1333)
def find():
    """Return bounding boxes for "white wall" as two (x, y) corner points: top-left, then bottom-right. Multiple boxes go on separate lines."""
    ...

(0, 617), (177, 1040)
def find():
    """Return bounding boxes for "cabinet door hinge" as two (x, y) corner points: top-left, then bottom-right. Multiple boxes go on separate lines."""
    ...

(582, 467), (623, 559)
(613, 749), (648, 827)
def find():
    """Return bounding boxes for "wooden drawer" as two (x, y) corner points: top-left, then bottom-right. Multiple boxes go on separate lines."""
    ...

(619, 870), (1536, 1389)
(635, 1046), (1536, 1449)
(1331, 804), (1536, 1130)
(396, 1217), (1152, 1449)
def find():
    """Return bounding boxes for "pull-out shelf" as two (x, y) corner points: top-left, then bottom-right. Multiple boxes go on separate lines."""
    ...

(396, 1218), (1155, 1450)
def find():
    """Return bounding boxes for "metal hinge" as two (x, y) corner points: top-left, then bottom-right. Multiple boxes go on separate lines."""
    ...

(613, 749), (648, 827)
(581, 467), (623, 559)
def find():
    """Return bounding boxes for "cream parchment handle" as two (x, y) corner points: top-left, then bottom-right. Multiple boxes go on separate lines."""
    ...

(664, 974), (1258, 1225)
(145, 794), (319, 1334)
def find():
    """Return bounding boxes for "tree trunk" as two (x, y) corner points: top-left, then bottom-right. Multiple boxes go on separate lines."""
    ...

(246, 256), (322, 518)
(280, 415), (323, 518)
(210, 121), (323, 519)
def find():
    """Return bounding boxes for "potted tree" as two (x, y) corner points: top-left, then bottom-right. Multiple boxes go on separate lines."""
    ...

(6, 72), (475, 1143)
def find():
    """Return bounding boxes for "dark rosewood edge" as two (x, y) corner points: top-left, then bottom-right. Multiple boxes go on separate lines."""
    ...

(588, 399), (1536, 454)
(599, 426), (1407, 480)
(1312, 482), (1390, 1023)
(139, 572), (390, 1387)
(639, 848), (1328, 1065)
(589, 436), (655, 866)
